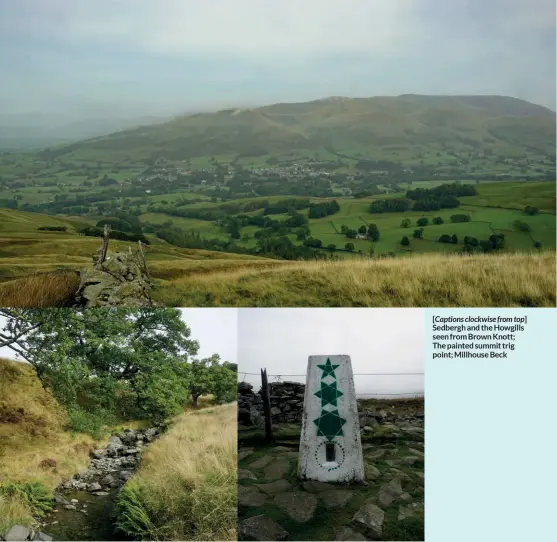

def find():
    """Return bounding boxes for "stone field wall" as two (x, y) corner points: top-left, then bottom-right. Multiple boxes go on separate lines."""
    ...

(238, 381), (424, 429)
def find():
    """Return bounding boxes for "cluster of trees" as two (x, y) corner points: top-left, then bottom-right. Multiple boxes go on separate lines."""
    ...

(370, 198), (412, 214)
(462, 234), (505, 253)
(263, 199), (311, 215)
(439, 234), (459, 244)
(340, 223), (380, 241)
(37, 226), (67, 232)
(370, 184), (475, 215)
(308, 200), (340, 219)
(79, 226), (149, 244)
(0, 309), (237, 436)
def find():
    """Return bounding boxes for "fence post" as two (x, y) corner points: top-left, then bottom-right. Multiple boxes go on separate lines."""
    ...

(96, 224), (111, 268)
(261, 368), (274, 444)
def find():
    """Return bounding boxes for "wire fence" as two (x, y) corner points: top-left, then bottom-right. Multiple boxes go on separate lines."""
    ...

(238, 371), (424, 398)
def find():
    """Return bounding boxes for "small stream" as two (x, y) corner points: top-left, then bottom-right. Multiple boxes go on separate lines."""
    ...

(39, 426), (162, 541)
(41, 491), (123, 541)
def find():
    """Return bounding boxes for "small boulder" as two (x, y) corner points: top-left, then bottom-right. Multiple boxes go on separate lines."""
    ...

(88, 482), (102, 492)
(5, 525), (31, 541)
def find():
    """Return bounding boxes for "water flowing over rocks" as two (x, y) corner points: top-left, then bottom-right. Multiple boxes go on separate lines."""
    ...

(57, 427), (162, 494)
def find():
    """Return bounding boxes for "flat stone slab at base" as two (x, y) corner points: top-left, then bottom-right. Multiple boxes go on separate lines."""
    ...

(239, 515), (289, 541)
(353, 502), (385, 539)
(320, 489), (354, 509)
(249, 455), (273, 469)
(255, 479), (292, 495)
(398, 501), (424, 521)
(238, 448), (255, 461)
(264, 458), (291, 479)
(238, 469), (256, 480)
(378, 478), (404, 507)
(238, 485), (267, 507)
(335, 526), (368, 541)
(301, 480), (333, 493)
(274, 491), (317, 523)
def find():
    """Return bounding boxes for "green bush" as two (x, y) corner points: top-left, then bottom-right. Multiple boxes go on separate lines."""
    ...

(67, 407), (115, 439)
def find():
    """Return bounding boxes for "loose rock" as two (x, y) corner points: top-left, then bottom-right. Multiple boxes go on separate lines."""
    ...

(274, 491), (317, 522)
(239, 515), (289, 541)
(353, 502), (385, 538)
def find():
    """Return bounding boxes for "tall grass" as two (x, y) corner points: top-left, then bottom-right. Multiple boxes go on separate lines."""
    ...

(155, 251), (556, 307)
(0, 272), (79, 307)
(114, 403), (237, 541)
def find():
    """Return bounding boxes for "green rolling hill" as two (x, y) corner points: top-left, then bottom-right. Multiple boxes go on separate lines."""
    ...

(37, 95), (556, 162)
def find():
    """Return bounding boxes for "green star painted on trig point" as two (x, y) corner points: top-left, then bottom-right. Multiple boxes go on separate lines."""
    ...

(314, 381), (343, 407)
(317, 358), (339, 378)
(314, 409), (346, 441)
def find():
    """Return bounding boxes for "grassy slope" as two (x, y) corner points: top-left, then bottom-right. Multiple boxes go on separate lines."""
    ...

(154, 252), (556, 307)
(37, 95), (556, 162)
(115, 403), (237, 541)
(0, 358), (99, 532)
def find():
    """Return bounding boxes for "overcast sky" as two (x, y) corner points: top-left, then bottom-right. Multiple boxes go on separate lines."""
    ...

(0, 308), (238, 364)
(0, 0), (554, 122)
(238, 309), (424, 397)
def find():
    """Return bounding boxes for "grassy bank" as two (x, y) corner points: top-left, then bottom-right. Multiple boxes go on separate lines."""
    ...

(115, 403), (237, 541)
(154, 251), (556, 307)
(0, 358), (98, 533)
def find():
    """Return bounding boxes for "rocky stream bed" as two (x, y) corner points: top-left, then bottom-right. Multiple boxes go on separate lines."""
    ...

(7, 426), (163, 541)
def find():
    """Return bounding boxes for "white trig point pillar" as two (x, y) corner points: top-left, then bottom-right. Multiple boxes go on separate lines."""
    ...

(298, 355), (365, 483)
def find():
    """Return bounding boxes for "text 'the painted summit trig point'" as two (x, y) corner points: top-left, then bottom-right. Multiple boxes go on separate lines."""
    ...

(298, 355), (365, 482)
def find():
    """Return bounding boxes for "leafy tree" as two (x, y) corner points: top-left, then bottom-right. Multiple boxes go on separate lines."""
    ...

(327, 244), (337, 252)
(534, 241), (542, 249)
(413, 228), (424, 239)
(450, 214), (470, 223)
(524, 206), (540, 216)
(432, 217), (444, 225)
(367, 224), (380, 242)
(210, 359), (237, 404)
(295, 227), (309, 241)
(416, 217), (429, 227)
(0, 309), (234, 429)
(513, 220), (531, 233)
(340, 225), (348, 234)
(346, 229), (357, 239)
(400, 219), (411, 228)
(188, 357), (217, 408)
(345, 242), (354, 252)
(400, 236), (410, 246)
(451, 234), (458, 244)
(303, 237), (323, 248)
(358, 225), (367, 235)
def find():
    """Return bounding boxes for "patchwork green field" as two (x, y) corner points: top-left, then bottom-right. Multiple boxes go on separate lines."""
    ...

(136, 182), (556, 258)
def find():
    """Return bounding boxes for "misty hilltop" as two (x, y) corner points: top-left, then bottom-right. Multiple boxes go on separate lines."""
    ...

(32, 95), (556, 162)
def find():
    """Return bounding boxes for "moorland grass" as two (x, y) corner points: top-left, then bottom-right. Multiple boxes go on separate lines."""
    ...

(114, 403), (237, 541)
(0, 271), (80, 307)
(154, 251), (556, 307)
